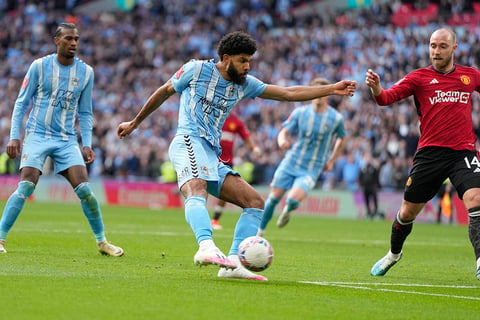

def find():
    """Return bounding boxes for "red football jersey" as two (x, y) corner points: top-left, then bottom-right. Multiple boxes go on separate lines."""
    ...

(375, 65), (480, 151)
(219, 114), (251, 165)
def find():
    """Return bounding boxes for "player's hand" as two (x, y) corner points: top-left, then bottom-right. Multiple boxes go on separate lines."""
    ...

(5, 139), (21, 159)
(333, 80), (356, 96)
(252, 146), (262, 156)
(117, 121), (136, 139)
(365, 69), (382, 96)
(278, 139), (290, 150)
(83, 147), (95, 164)
(324, 159), (335, 172)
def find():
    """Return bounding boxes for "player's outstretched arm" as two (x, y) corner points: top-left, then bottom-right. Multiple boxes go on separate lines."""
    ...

(259, 80), (356, 102)
(117, 80), (176, 139)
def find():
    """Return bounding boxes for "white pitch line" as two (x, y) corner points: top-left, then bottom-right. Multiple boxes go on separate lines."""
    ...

(300, 281), (480, 301)
(309, 281), (480, 289)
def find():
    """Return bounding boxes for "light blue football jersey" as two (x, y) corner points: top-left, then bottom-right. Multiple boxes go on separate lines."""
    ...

(170, 59), (267, 154)
(10, 54), (94, 147)
(279, 104), (346, 174)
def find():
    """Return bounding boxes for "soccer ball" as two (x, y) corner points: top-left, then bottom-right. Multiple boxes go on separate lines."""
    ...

(238, 236), (274, 272)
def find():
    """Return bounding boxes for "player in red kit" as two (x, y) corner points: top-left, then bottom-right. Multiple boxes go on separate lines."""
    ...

(211, 113), (260, 230)
(366, 28), (480, 280)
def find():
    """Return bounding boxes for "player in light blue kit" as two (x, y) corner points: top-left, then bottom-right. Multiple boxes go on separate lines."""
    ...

(258, 78), (347, 236)
(117, 32), (356, 280)
(0, 23), (123, 257)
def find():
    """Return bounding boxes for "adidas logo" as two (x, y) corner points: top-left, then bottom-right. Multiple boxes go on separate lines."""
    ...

(474, 167), (480, 173)
(430, 78), (439, 84)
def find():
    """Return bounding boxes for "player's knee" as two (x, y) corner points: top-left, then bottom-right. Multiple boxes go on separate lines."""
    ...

(16, 181), (36, 199)
(74, 182), (95, 202)
(247, 193), (264, 210)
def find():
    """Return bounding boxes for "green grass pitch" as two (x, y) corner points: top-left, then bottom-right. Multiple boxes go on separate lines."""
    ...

(0, 200), (478, 320)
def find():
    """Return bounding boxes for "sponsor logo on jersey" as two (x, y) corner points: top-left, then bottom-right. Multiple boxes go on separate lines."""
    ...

(200, 166), (209, 177)
(429, 78), (439, 84)
(175, 66), (185, 79)
(21, 77), (29, 90)
(429, 90), (470, 104)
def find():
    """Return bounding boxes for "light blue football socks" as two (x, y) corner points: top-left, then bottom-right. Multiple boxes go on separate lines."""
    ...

(184, 196), (212, 243)
(0, 180), (35, 240)
(74, 182), (105, 242)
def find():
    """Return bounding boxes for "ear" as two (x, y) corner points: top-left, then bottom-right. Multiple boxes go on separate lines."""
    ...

(222, 53), (231, 63)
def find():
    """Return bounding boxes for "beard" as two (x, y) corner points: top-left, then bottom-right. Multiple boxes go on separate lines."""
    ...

(431, 54), (453, 71)
(227, 63), (246, 85)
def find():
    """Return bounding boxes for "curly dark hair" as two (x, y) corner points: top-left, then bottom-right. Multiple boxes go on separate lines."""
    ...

(55, 22), (77, 38)
(217, 31), (257, 60)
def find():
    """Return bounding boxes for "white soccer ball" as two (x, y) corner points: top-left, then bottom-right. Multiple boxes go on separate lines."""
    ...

(238, 236), (274, 272)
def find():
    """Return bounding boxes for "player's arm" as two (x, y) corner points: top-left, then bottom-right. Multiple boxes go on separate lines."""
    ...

(7, 62), (39, 159)
(244, 136), (261, 155)
(77, 68), (95, 164)
(324, 136), (347, 172)
(259, 80), (356, 101)
(277, 128), (292, 150)
(117, 80), (176, 138)
(366, 68), (415, 106)
(78, 68), (94, 149)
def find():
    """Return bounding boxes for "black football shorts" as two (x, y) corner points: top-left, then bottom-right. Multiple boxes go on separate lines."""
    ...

(404, 146), (480, 203)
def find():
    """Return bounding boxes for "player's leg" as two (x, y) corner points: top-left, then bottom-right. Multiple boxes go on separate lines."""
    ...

(0, 135), (46, 253)
(57, 142), (123, 256)
(276, 174), (313, 228)
(371, 147), (444, 276)
(216, 172), (267, 280)
(461, 188), (480, 280)
(259, 167), (291, 235)
(0, 167), (39, 253)
(370, 200), (423, 276)
(211, 198), (226, 230)
(258, 187), (285, 236)
(170, 135), (235, 269)
(450, 149), (480, 279)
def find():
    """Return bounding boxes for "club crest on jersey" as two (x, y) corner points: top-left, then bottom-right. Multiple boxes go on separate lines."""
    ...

(460, 75), (471, 85)
(71, 77), (79, 87)
(227, 85), (235, 97)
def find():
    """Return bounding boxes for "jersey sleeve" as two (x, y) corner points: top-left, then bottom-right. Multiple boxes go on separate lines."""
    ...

(334, 115), (347, 139)
(236, 117), (251, 140)
(282, 108), (300, 134)
(374, 73), (417, 106)
(170, 59), (196, 93)
(10, 60), (40, 140)
(77, 66), (94, 148)
(243, 75), (267, 99)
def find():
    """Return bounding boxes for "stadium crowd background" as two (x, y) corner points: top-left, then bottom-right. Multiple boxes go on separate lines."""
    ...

(1, 0), (480, 193)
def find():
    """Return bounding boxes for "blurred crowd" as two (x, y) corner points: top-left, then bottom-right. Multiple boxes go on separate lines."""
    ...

(1, 0), (480, 192)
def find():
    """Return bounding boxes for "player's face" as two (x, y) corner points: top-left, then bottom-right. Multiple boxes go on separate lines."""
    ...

(226, 54), (252, 85)
(429, 30), (457, 72)
(55, 28), (80, 60)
